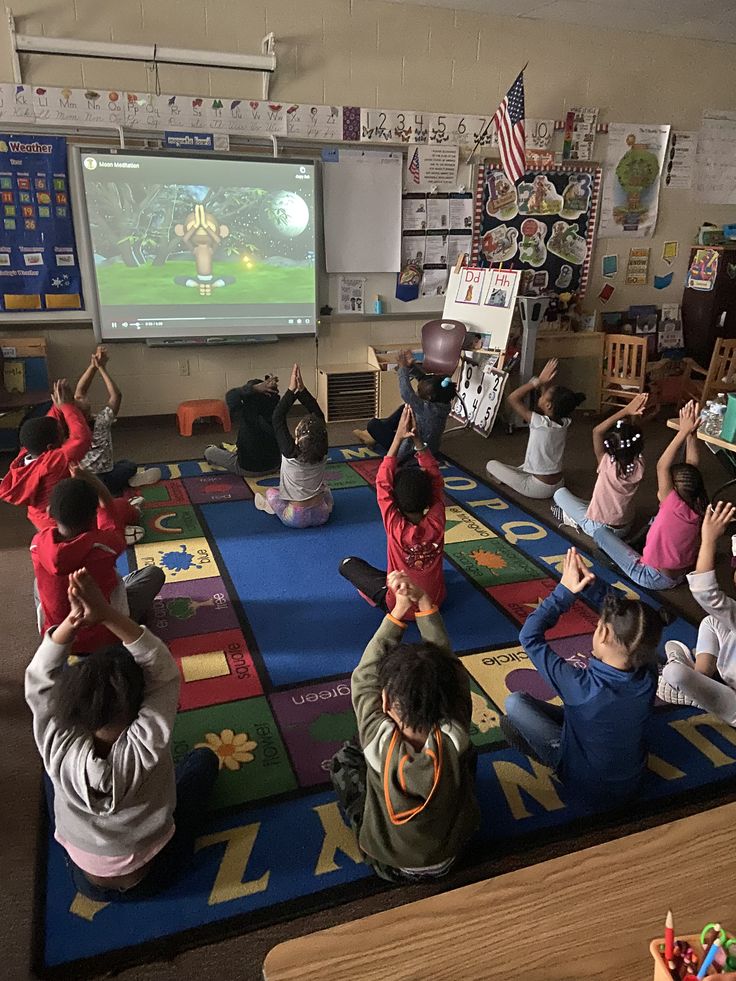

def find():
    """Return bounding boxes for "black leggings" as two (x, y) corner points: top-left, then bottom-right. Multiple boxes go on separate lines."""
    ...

(338, 556), (388, 611)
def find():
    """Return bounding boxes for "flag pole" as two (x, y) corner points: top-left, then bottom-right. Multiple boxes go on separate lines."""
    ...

(464, 62), (528, 165)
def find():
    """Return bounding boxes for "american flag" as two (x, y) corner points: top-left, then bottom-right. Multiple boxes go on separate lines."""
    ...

(492, 70), (526, 184)
(408, 147), (420, 184)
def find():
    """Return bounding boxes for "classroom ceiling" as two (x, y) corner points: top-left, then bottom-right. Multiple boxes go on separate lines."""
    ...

(378, 0), (736, 45)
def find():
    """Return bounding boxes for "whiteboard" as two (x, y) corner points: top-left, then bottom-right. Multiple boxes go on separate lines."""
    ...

(322, 149), (402, 273)
(442, 265), (520, 351)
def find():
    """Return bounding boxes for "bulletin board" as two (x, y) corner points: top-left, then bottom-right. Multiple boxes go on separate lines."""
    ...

(472, 162), (601, 297)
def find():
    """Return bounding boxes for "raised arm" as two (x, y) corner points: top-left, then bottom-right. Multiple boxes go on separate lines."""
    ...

(507, 358), (558, 426)
(52, 380), (92, 463)
(687, 501), (736, 631)
(94, 349), (122, 416)
(656, 400), (699, 502)
(74, 351), (98, 401)
(518, 550), (595, 704)
(272, 370), (298, 458)
(592, 393), (648, 463)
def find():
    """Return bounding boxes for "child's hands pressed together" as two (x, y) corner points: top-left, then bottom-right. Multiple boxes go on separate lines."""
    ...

(394, 404), (416, 441)
(537, 359), (558, 386)
(388, 570), (423, 604)
(68, 569), (112, 626)
(397, 349), (415, 369)
(52, 379), (73, 406)
(560, 547), (596, 594)
(679, 399), (700, 435)
(702, 499), (736, 545)
(288, 363), (300, 392)
(94, 345), (109, 367)
(626, 392), (649, 416)
(255, 376), (279, 396)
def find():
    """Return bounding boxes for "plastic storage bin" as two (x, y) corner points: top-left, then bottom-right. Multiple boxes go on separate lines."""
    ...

(721, 393), (736, 443)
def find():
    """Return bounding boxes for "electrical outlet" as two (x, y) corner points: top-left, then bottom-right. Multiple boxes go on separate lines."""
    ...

(178, 359), (190, 376)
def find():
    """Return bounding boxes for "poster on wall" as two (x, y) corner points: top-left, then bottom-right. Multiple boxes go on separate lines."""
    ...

(397, 191), (473, 302)
(697, 110), (736, 205)
(0, 134), (82, 312)
(471, 162), (601, 296)
(562, 107), (599, 161)
(598, 123), (670, 237)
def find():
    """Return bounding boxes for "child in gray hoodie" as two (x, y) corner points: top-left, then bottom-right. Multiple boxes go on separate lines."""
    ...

(26, 568), (218, 901)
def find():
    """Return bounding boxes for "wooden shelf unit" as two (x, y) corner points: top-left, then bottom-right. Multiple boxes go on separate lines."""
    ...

(316, 363), (378, 422)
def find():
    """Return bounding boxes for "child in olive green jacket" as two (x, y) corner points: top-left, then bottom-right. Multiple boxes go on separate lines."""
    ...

(331, 571), (479, 881)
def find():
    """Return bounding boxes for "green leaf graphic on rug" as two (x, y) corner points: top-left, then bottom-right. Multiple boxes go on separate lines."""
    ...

(308, 710), (357, 743)
(159, 544), (202, 575)
(195, 729), (257, 771)
(165, 596), (215, 620)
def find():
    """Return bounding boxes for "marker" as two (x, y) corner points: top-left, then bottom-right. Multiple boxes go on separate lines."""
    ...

(665, 910), (675, 962)
(697, 937), (722, 978)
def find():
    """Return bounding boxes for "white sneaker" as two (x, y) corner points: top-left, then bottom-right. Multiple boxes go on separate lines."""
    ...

(550, 503), (580, 531)
(125, 524), (145, 545)
(665, 640), (695, 665)
(129, 467), (162, 488)
(128, 496), (145, 508)
(254, 492), (275, 515)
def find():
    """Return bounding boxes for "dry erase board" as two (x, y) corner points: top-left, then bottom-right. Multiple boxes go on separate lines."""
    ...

(442, 265), (520, 350)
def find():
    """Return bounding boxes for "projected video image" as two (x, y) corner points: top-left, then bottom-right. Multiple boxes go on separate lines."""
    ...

(78, 151), (316, 339)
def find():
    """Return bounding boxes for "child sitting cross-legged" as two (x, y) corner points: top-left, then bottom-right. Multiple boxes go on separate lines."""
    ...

(253, 363), (333, 528)
(502, 548), (667, 808)
(330, 570), (480, 881)
(31, 466), (164, 652)
(0, 379), (91, 531)
(552, 393), (647, 539)
(25, 569), (219, 902)
(659, 500), (736, 721)
(485, 358), (585, 501)
(74, 346), (160, 493)
(592, 400), (706, 590)
(339, 404), (445, 617)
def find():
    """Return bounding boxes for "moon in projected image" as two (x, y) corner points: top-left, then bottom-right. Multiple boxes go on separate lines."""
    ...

(265, 191), (309, 237)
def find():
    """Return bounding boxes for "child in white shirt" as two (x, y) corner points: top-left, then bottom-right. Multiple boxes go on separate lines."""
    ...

(486, 358), (585, 500)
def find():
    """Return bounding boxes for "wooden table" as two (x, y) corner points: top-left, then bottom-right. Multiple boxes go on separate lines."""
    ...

(263, 802), (736, 981)
(0, 388), (50, 412)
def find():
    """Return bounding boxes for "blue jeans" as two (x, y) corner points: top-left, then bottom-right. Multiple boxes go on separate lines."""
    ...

(504, 692), (564, 769)
(45, 748), (219, 902)
(99, 459), (138, 495)
(553, 488), (631, 539)
(592, 526), (679, 590)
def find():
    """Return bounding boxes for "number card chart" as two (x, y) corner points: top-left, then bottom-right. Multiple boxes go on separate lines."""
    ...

(452, 357), (508, 437)
(442, 265), (521, 352)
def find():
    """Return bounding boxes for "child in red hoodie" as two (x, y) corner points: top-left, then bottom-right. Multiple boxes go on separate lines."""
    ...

(0, 380), (91, 531)
(340, 405), (446, 618)
(31, 468), (165, 652)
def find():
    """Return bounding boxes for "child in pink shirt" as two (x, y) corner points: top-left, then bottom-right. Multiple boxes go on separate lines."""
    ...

(553, 394), (647, 538)
(593, 401), (706, 591)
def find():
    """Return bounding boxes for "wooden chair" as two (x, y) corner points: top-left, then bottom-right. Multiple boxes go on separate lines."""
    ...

(677, 337), (736, 409)
(600, 334), (648, 411)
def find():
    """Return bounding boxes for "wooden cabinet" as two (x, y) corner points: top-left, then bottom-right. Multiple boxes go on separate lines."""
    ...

(316, 364), (378, 422)
(682, 246), (736, 366)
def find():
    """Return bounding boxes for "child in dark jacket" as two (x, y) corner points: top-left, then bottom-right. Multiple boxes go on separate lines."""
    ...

(26, 569), (218, 901)
(253, 363), (332, 528)
(205, 375), (281, 476)
(340, 405), (446, 618)
(503, 548), (666, 808)
(0, 379), (91, 531)
(330, 571), (479, 881)
(31, 468), (164, 652)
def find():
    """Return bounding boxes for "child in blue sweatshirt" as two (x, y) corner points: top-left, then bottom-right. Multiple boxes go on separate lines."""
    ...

(502, 548), (666, 808)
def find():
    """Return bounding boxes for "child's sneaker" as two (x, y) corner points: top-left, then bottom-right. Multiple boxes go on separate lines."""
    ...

(656, 641), (699, 706)
(254, 492), (275, 515)
(550, 503), (580, 531)
(665, 640), (695, 665)
(129, 467), (162, 488)
(128, 496), (145, 508)
(125, 524), (145, 545)
(352, 428), (376, 447)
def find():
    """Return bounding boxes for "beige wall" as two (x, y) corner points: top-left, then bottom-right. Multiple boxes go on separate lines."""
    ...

(2, 1), (736, 414)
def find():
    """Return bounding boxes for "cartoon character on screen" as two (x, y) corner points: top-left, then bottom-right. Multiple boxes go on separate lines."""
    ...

(173, 204), (236, 296)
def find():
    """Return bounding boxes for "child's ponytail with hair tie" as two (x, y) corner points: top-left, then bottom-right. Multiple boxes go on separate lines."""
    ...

(441, 377), (452, 388)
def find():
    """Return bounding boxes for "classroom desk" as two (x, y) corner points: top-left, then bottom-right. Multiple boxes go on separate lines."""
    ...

(0, 388), (49, 412)
(667, 417), (736, 498)
(262, 801), (736, 981)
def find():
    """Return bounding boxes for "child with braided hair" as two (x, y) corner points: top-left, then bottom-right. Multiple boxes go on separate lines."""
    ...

(253, 363), (333, 528)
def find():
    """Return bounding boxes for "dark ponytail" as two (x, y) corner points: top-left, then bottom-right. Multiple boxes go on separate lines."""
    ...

(548, 385), (585, 423)
(600, 592), (671, 670)
(670, 463), (708, 516)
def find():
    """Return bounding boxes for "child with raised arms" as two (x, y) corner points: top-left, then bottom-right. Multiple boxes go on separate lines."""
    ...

(26, 569), (219, 901)
(330, 570), (479, 881)
(659, 500), (736, 722)
(254, 363), (332, 528)
(503, 548), (666, 808)
(552, 393), (648, 538)
(485, 358), (585, 500)
(593, 400), (706, 590)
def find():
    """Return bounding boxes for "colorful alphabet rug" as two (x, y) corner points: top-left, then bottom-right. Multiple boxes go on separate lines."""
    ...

(37, 448), (736, 977)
